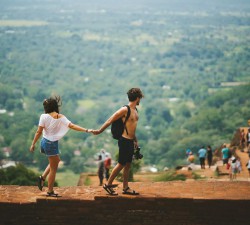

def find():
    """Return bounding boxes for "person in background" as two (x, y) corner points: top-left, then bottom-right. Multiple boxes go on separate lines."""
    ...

(236, 157), (242, 174)
(97, 154), (104, 186)
(198, 146), (207, 169)
(186, 149), (192, 158)
(206, 145), (213, 168)
(229, 156), (238, 181)
(240, 129), (245, 152)
(246, 156), (250, 178)
(30, 96), (92, 197)
(246, 128), (250, 156)
(104, 153), (112, 181)
(221, 144), (230, 168)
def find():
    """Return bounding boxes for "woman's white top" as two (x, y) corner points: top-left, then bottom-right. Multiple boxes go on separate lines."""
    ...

(39, 114), (71, 141)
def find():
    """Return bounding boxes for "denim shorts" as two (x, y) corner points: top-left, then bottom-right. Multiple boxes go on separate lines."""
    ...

(40, 137), (59, 157)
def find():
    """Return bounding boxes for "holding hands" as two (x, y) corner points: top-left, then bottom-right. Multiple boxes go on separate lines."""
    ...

(91, 129), (102, 135)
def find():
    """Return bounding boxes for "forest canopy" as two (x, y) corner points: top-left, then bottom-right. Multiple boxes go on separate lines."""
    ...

(0, 0), (250, 170)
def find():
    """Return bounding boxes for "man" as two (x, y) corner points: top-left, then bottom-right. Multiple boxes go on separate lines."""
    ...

(221, 144), (230, 168)
(92, 88), (144, 195)
(198, 146), (207, 169)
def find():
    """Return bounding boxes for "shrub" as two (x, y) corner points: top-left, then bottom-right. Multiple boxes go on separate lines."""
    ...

(154, 170), (186, 182)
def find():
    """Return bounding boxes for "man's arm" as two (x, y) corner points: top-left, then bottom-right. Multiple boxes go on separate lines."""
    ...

(134, 135), (139, 148)
(92, 106), (127, 135)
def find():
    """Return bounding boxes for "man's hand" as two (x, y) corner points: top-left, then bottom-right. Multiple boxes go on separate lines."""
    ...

(134, 140), (139, 149)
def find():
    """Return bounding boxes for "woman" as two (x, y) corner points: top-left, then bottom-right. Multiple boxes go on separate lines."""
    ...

(30, 96), (91, 197)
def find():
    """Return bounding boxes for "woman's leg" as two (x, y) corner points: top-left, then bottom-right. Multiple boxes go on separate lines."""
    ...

(47, 155), (60, 192)
(42, 164), (50, 180)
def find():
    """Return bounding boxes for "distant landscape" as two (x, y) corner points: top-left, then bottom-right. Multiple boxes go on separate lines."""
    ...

(0, 0), (250, 175)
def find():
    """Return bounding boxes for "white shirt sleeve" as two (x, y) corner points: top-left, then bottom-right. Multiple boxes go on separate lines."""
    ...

(60, 116), (71, 127)
(38, 114), (46, 127)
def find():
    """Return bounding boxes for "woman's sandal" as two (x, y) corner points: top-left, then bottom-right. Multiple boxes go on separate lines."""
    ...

(103, 184), (118, 196)
(37, 175), (45, 191)
(122, 187), (139, 195)
(46, 191), (61, 197)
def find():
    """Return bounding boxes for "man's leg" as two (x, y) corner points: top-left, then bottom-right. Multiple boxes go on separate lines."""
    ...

(122, 162), (131, 189)
(199, 158), (202, 169)
(105, 168), (110, 180)
(107, 163), (124, 186)
(122, 162), (139, 195)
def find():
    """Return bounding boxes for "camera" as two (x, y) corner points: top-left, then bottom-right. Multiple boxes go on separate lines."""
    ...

(134, 146), (143, 160)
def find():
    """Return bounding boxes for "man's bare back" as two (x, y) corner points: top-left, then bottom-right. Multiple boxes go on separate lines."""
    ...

(122, 105), (138, 140)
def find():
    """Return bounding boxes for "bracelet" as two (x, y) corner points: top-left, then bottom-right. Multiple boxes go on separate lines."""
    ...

(86, 129), (89, 133)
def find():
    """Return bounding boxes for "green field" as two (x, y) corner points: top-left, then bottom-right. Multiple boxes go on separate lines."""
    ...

(0, 20), (48, 27)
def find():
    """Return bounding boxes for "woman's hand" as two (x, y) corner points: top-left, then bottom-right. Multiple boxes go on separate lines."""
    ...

(30, 144), (35, 153)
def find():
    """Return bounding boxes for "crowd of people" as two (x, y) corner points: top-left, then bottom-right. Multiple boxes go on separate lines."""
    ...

(186, 145), (213, 169)
(185, 126), (250, 180)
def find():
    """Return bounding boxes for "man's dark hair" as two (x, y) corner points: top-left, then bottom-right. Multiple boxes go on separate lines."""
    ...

(43, 96), (61, 113)
(127, 88), (144, 102)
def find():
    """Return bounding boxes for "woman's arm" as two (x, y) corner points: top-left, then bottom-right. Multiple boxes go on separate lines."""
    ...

(68, 123), (91, 133)
(30, 126), (43, 152)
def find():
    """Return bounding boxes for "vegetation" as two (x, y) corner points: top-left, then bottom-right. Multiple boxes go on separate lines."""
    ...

(0, 163), (56, 186)
(154, 170), (203, 181)
(0, 0), (250, 178)
(154, 170), (187, 182)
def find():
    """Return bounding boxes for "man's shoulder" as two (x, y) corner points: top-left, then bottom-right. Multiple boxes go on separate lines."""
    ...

(119, 105), (130, 112)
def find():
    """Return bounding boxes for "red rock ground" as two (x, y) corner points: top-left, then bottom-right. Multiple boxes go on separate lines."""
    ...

(0, 180), (250, 204)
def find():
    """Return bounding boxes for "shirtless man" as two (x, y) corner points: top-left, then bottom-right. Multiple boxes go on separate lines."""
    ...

(92, 88), (144, 195)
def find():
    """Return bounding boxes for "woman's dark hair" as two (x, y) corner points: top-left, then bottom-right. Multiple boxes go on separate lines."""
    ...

(43, 96), (61, 113)
(127, 88), (144, 102)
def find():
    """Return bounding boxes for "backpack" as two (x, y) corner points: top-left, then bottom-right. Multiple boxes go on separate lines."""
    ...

(104, 158), (111, 169)
(111, 105), (131, 140)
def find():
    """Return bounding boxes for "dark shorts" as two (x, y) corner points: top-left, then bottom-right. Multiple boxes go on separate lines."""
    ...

(223, 158), (229, 164)
(199, 157), (205, 165)
(40, 137), (59, 157)
(118, 137), (134, 166)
